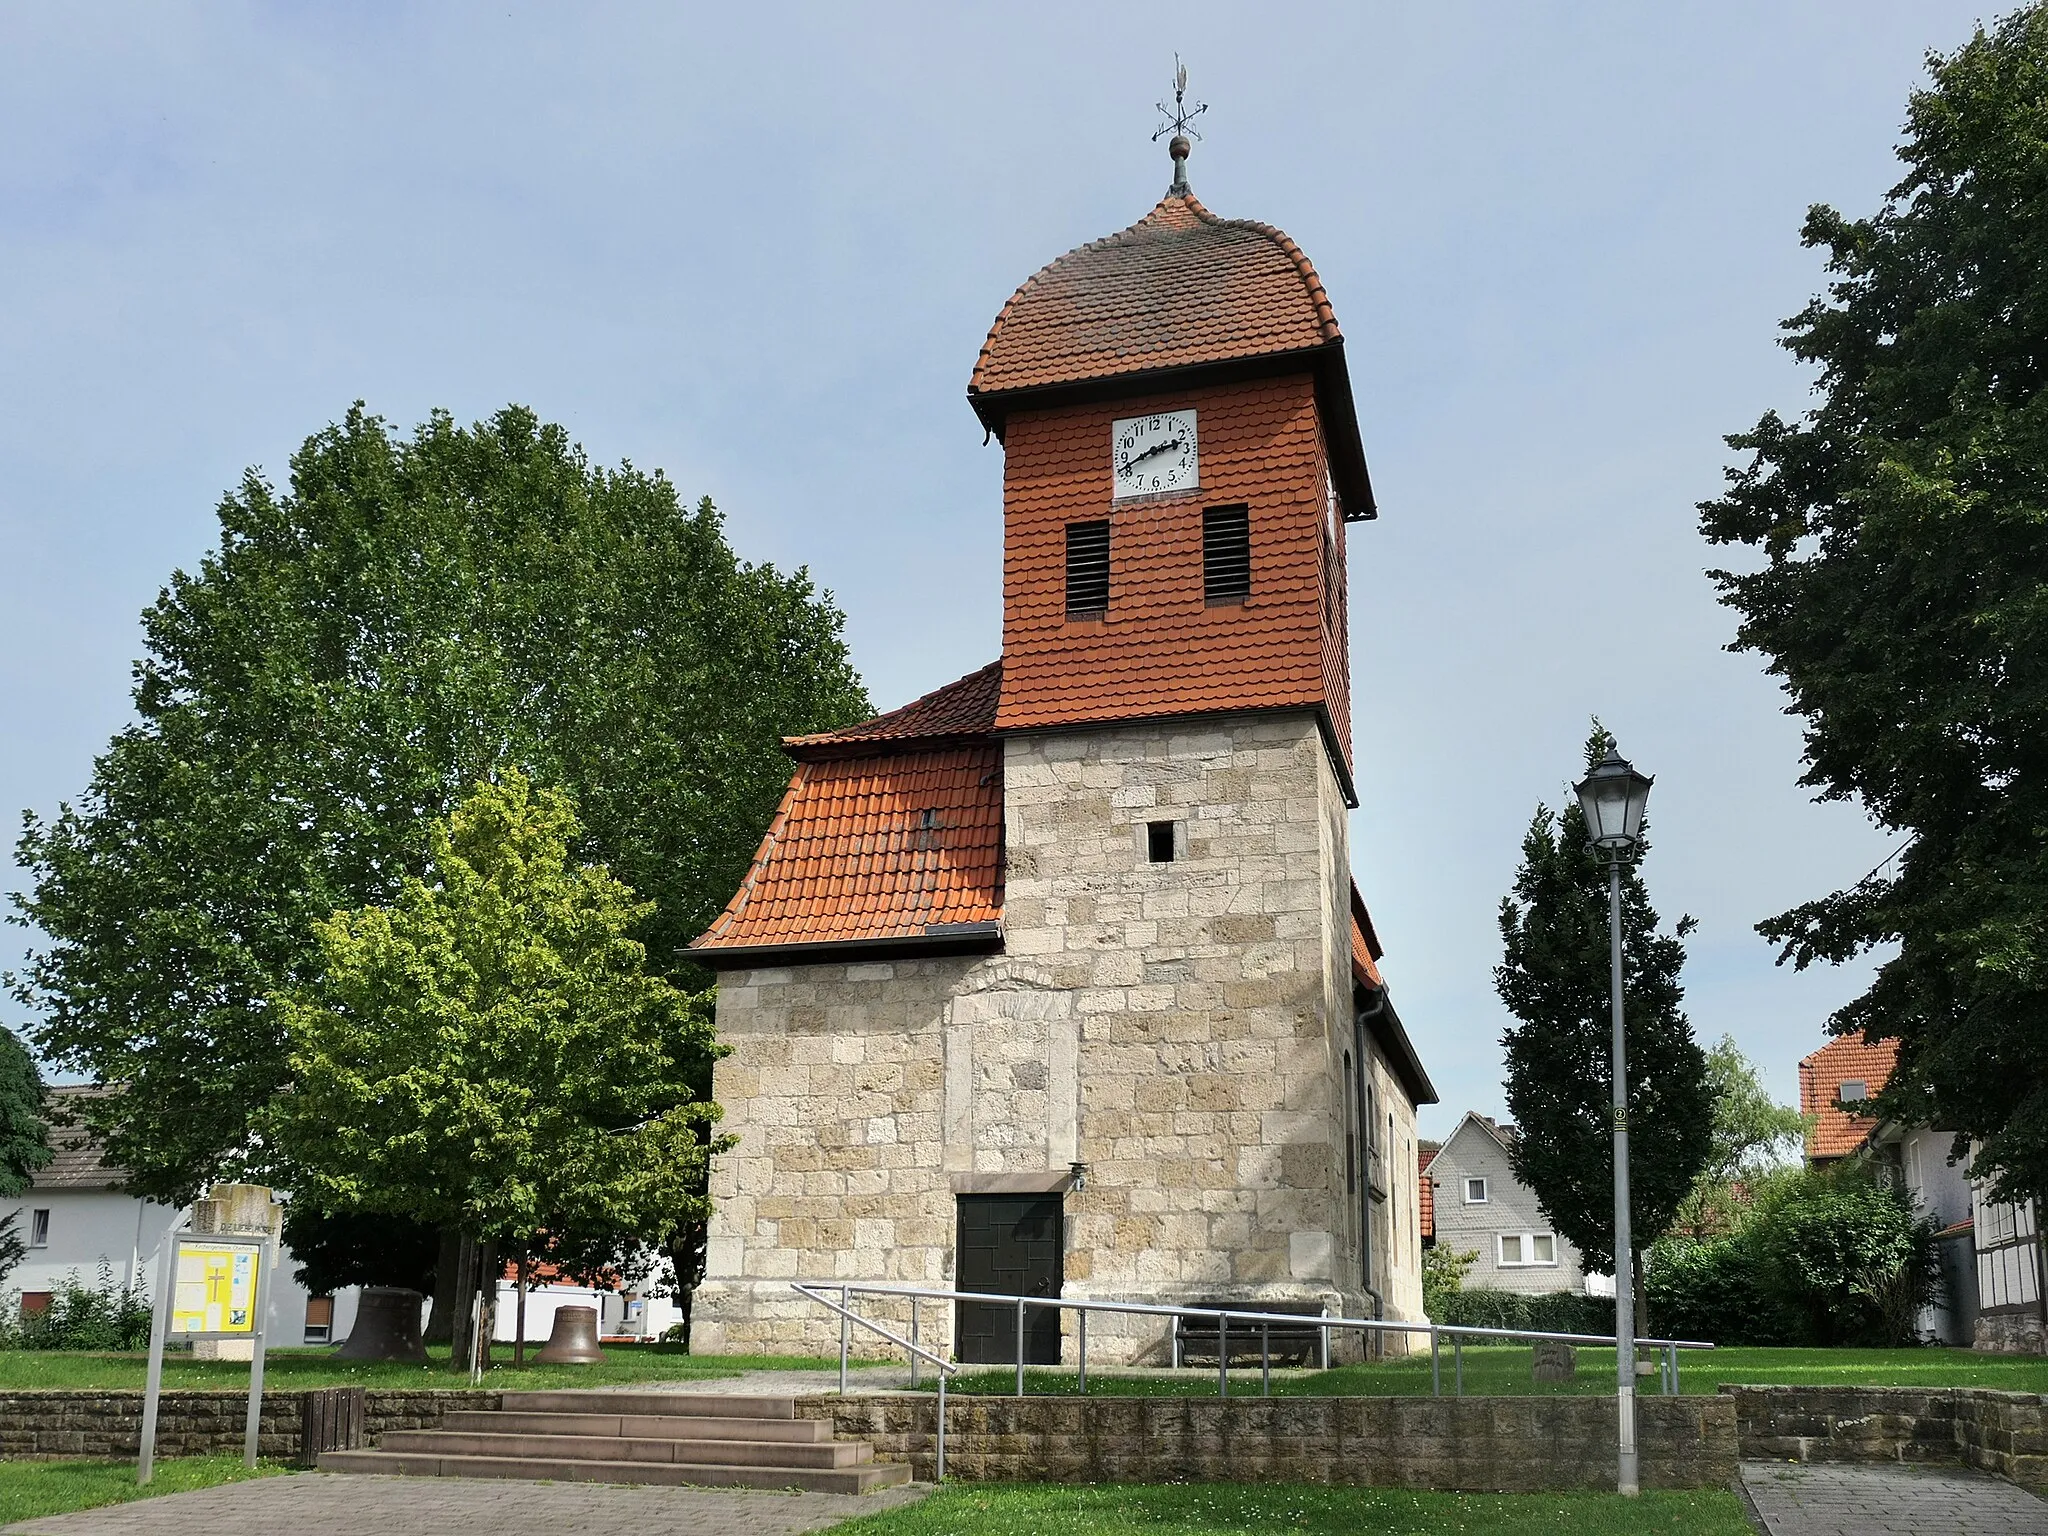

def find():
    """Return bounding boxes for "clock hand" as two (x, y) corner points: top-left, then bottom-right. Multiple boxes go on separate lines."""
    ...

(1122, 435), (1185, 472)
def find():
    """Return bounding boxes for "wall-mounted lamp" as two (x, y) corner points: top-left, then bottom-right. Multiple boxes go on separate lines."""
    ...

(1068, 1161), (1088, 1192)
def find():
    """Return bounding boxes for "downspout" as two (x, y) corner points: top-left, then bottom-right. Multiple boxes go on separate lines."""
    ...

(1353, 990), (1387, 1337)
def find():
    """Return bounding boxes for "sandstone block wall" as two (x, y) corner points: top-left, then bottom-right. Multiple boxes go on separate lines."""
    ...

(1723, 1384), (2048, 1489)
(795, 1392), (1736, 1490)
(0, 1389), (495, 1461)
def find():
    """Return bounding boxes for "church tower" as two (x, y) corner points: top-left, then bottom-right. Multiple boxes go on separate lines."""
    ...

(689, 129), (1434, 1364)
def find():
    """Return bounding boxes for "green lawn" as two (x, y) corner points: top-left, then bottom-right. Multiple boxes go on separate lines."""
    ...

(0, 1456), (281, 1525)
(0, 1342), (880, 1392)
(927, 1345), (2048, 1398)
(823, 1483), (1752, 1535)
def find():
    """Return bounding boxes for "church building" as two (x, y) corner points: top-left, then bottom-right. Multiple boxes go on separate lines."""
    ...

(688, 131), (1436, 1364)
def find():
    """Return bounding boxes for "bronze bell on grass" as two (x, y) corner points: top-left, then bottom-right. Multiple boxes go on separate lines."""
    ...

(336, 1286), (428, 1363)
(535, 1304), (605, 1365)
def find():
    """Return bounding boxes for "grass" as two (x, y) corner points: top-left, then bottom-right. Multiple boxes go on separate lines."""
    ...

(821, 1483), (1753, 1535)
(924, 1345), (2048, 1398)
(0, 1341), (884, 1392)
(0, 1456), (282, 1524)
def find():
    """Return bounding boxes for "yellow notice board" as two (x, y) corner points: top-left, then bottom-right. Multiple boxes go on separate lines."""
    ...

(170, 1241), (261, 1337)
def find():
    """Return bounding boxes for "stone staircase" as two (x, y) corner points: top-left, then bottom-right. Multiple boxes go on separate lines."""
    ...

(318, 1390), (910, 1493)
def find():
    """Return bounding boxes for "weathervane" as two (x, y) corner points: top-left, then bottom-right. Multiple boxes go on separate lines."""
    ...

(1152, 55), (1207, 195)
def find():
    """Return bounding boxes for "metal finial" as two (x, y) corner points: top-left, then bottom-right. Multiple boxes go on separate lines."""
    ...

(1151, 55), (1207, 194)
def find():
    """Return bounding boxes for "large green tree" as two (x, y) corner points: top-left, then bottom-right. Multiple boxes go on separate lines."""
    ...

(11, 405), (867, 1201)
(1496, 730), (1714, 1288)
(0, 1029), (51, 1198)
(1698, 6), (2048, 1201)
(1673, 1037), (1807, 1237)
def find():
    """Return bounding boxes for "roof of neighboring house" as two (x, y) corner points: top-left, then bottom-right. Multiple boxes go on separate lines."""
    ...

(1799, 1035), (1900, 1162)
(34, 1086), (127, 1192)
(1418, 1144), (1437, 1241)
(968, 193), (1340, 400)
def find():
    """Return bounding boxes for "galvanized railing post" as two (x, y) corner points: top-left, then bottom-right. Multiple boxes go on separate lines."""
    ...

(1015, 1296), (1026, 1397)
(1077, 1306), (1088, 1395)
(1319, 1309), (1331, 1370)
(936, 1371), (947, 1482)
(1454, 1335), (1464, 1397)
(1218, 1312), (1229, 1398)
(839, 1285), (850, 1395)
(910, 1298), (920, 1389)
(1431, 1326), (1441, 1396)
(1261, 1322), (1271, 1398)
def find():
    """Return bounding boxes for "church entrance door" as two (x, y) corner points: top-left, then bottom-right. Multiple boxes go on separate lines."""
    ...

(954, 1193), (1063, 1365)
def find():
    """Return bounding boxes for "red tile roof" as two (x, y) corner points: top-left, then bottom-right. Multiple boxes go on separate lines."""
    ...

(1799, 1036), (1900, 1162)
(787, 661), (1000, 757)
(969, 193), (1340, 399)
(1418, 1145), (1437, 1241)
(692, 664), (1006, 960)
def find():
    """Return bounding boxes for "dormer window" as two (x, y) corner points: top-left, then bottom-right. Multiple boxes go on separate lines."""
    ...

(1203, 505), (1250, 605)
(1066, 520), (1111, 618)
(1838, 1080), (1868, 1106)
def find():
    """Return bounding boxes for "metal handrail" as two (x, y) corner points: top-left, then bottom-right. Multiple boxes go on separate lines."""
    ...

(791, 1282), (958, 1480)
(793, 1280), (1712, 1404)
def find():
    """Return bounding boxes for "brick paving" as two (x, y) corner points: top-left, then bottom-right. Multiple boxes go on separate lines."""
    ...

(1741, 1460), (2048, 1534)
(3, 1472), (931, 1536)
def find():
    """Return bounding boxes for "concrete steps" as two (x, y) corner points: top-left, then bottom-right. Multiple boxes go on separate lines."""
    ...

(318, 1390), (909, 1494)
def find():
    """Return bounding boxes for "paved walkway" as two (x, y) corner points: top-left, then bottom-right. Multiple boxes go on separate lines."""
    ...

(3, 1473), (931, 1536)
(1741, 1460), (2048, 1535)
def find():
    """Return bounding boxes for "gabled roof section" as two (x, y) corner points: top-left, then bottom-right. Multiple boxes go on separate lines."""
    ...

(694, 663), (1007, 967)
(1799, 1035), (1900, 1162)
(786, 661), (1001, 759)
(970, 193), (1340, 399)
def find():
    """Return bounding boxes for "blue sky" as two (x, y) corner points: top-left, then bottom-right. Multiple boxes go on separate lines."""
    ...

(0, 2), (1991, 1138)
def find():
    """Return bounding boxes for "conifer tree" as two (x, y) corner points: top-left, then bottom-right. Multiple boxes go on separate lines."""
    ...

(1496, 729), (1714, 1312)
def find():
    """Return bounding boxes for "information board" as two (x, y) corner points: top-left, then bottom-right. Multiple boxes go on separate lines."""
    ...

(170, 1241), (260, 1338)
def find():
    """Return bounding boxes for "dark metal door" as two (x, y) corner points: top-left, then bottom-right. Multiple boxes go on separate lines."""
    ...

(954, 1193), (1063, 1365)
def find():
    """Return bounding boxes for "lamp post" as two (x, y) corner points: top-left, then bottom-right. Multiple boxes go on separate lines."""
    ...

(1574, 746), (1654, 1498)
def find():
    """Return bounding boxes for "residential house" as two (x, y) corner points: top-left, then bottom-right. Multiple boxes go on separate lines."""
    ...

(1796, 1036), (2022, 1351)
(1424, 1113), (1587, 1295)
(5, 1088), (353, 1344)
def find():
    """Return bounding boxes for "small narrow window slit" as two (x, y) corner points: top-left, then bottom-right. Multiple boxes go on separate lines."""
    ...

(1146, 821), (1177, 864)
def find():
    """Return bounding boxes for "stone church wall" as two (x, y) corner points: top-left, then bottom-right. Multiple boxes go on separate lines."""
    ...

(694, 711), (1412, 1361)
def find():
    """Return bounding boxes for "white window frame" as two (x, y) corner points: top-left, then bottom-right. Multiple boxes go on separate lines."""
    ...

(28, 1208), (49, 1248)
(1838, 1080), (1867, 1104)
(1464, 1177), (1488, 1204)
(1497, 1231), (1559, 1268)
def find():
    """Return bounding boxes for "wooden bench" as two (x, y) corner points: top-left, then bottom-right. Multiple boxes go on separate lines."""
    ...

(1171, 1301), (1330, 1369)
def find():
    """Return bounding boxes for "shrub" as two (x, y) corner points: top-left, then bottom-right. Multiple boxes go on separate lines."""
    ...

(1421, 1245), (1477, 1321)
(1644, 1165), (1942, 1346)
(1645, 1236), (1795, 1345)
(2, 1262), (152, 1350)
(1429, 1286), (1614, 1338)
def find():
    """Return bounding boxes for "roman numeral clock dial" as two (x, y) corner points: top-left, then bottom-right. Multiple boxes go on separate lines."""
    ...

(1111, 409), (1198, 501)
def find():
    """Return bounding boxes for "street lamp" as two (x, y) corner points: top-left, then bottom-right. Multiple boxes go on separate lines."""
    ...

(1574, 746), (1653, 1498)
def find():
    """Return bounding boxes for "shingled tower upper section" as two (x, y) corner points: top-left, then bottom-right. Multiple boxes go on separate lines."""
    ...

(970, 178), (1374, 800)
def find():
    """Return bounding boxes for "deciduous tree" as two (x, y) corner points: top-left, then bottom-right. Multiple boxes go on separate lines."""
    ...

(11, 405), (866, 1201)
(1698, 6), (2048, 1201)
(267, 772), (729, 1367)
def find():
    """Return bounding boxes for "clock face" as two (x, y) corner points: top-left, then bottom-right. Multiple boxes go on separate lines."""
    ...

(1111, 410), (1198, 501)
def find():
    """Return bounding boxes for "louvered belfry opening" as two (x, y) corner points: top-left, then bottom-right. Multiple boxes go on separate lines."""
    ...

(1066, 519), (1111, 617)
(1203, 504), (1251, 605)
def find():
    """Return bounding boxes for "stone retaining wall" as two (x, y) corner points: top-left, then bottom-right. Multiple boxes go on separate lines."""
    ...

(0, 1390), (496, 1461)
(796, 1392), (1737, 1490)
(1723, 1385), (2048, 1489)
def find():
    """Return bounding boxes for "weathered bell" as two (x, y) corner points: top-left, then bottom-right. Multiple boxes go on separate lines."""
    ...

(534, 1304), (605, 1365)
(335, 1287), (428, 1362)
